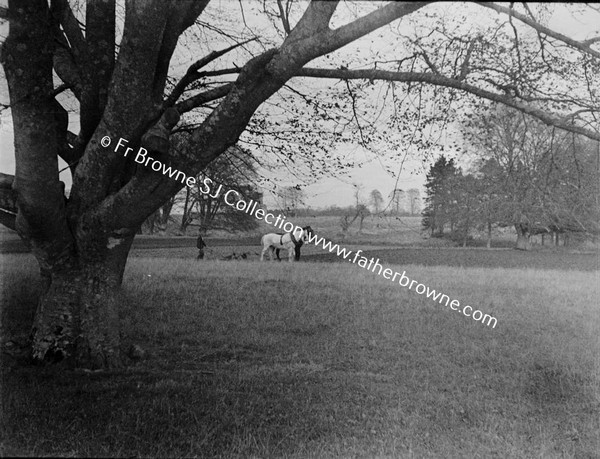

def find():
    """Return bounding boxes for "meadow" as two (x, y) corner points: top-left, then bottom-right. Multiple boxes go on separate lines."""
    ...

(1, 250), (599, 457)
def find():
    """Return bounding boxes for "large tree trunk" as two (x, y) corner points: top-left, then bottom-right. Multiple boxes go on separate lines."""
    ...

(31, 233), (134, 368)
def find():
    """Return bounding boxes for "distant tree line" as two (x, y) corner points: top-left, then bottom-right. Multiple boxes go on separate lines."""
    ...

(422, 108), (600, 249)
(385, 188), (421, 216)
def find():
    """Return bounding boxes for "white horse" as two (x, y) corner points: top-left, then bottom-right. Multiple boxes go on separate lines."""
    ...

(261, 226), (313, 262)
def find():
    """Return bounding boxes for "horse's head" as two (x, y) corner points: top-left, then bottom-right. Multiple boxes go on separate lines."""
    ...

(302, 226), (314, 241)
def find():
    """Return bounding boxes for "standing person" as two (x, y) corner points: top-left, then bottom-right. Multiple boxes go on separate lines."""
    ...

(196, 230), (207, 260)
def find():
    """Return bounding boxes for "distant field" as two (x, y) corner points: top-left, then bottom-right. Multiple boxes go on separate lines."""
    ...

(0, 215), (427, 253)
(126, 245), (599, 271)
(1, 255), (598, 457)
(2, 222), (596, 271)
(2, 214), (594, 256)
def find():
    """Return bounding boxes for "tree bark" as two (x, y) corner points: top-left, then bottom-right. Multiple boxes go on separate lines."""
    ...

(160, 198), (174, 227)
(180, 187), (192, 232)
(515, 223), (530, 251)
(31, 233), (133, 368)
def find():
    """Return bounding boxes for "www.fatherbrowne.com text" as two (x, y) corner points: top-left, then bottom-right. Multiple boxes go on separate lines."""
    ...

(304, 233), (497, 328)
(105, 135), (498, 329)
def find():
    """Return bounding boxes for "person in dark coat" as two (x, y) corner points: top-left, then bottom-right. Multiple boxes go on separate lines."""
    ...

(196, 231), (207, 259)
(275, 238), (303, 261)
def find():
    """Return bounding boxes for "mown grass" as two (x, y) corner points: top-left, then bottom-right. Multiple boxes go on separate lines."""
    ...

(128, 243), (599, 272)
(307, 247), (599, 271)
(1, 254), (599, 457)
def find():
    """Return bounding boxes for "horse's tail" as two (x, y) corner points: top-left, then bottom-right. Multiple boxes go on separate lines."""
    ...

(260, 234), (265, 246)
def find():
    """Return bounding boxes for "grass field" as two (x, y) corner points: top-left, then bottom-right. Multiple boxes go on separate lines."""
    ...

(1, 251), (599, 457)
(0, 215), (522, 254)
(125, 244), (599, 272)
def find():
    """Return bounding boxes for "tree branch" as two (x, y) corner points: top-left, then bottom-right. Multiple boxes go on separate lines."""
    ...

(50, 0), (88, 66)
(276, 0), (291, 35)
(165, 38), (255, 107)
(78, 0), (115, 140)
(581, 36), (600, 47)
(477, 2), (600, 60)
(3, 0), (75, 254)
(52, 45), (82, 99)
(296, 67), (600, 141)
(345, 80), (367, 145)
(458, 39), (477, 80)
(175, 83), (234, 113)
(152, 1), (210, 100)
(271, 2), (430, 77)
(70, 0), (177, 214)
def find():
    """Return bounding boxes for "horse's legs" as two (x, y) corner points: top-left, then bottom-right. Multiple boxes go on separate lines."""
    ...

(288, 246), (294, 262)
(261, 245), (268, 261)
(294, 245), (301, 261)
(275, 248), (281, 261)
(269, 246), (276, 261)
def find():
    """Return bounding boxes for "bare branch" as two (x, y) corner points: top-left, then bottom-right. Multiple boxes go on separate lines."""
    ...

(153, 1), (211, 99)
(268, 2), (431, 79)
(50, 0), (88, 65)
(49, 83), (71, 98)
(458, 39), (477, 80)
(507, 5), (523, 80)
(175, 83), (234, 113)
(345, 80), (367, 145)
(85, 0), (116, 113)
(521, 3), (537, 21)
(53, 44), (82, 99)
(237, 0), (249, 28)
(166, 38), (255, 107)
(420, 51), (439, 74)
(581, 36), (600, 46)
(66, 131), (78, 146)
(276, 0), (291, 35)
(296, 67), (600, 141)
(477, 2), (600, 60)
